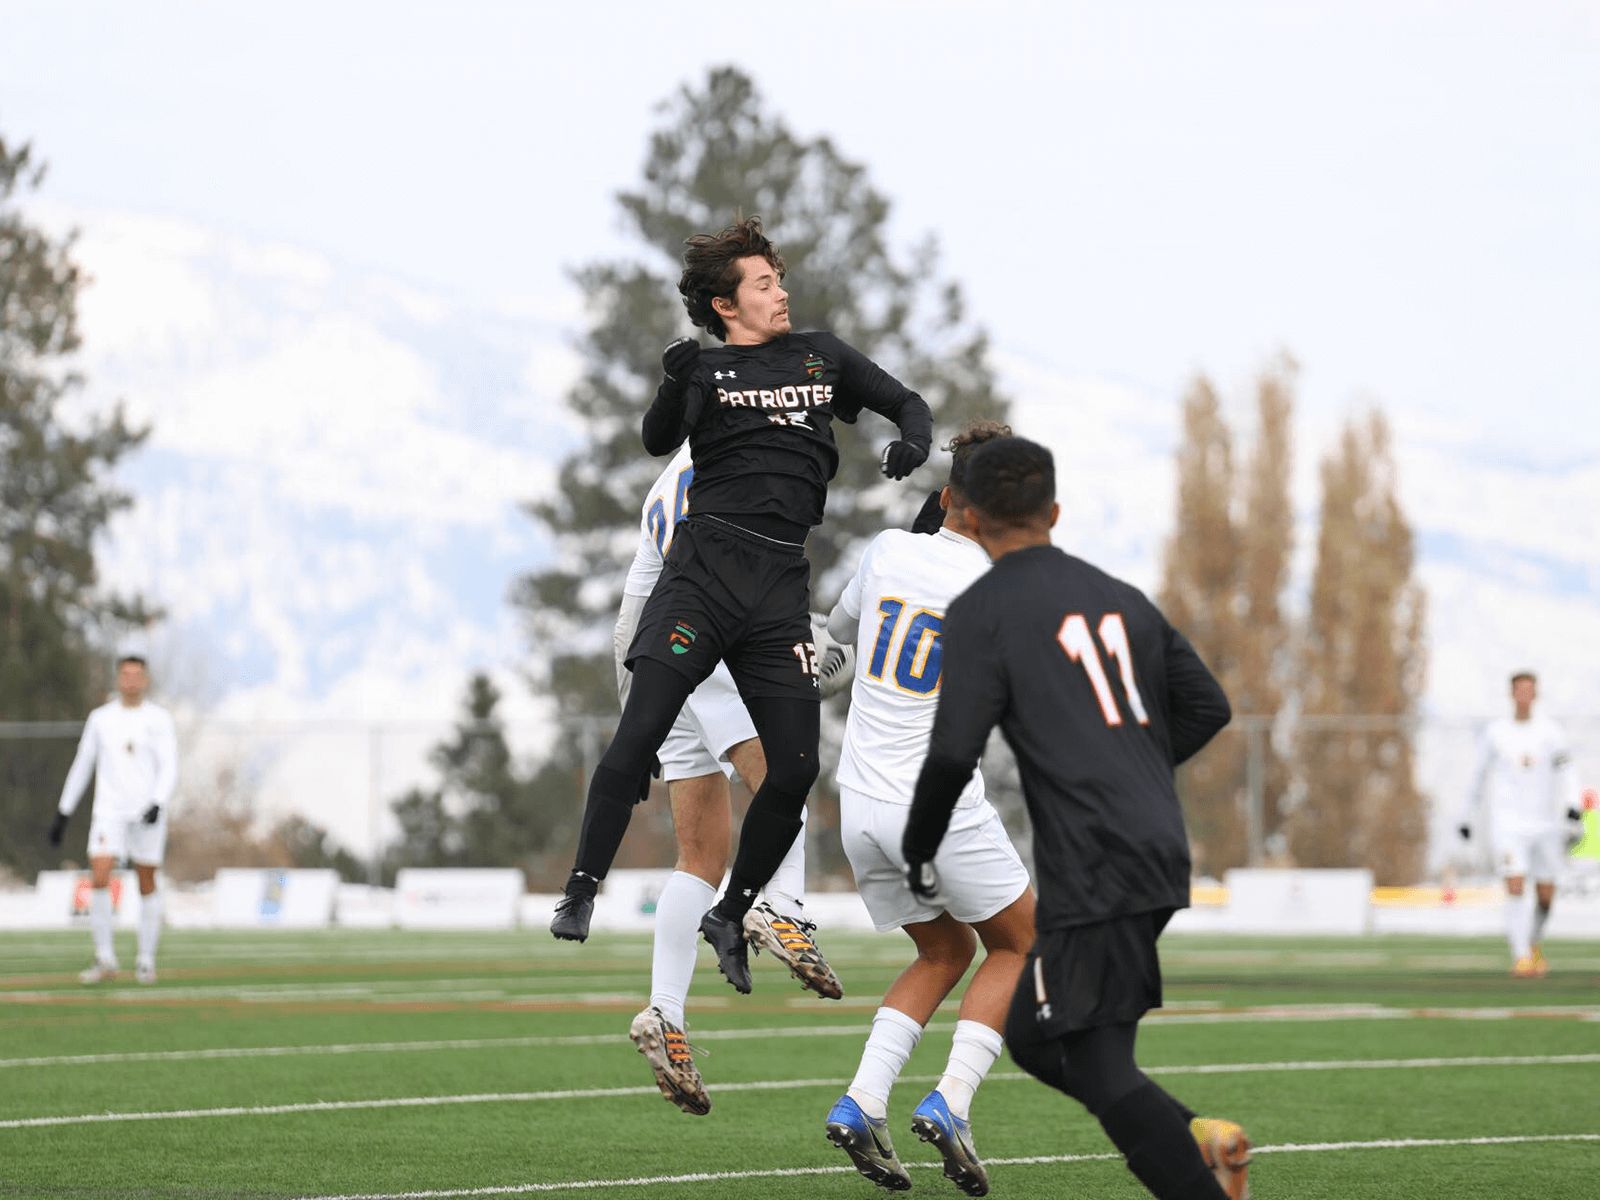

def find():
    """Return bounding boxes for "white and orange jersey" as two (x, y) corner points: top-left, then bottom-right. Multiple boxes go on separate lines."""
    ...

(1461, 713), (1577, 833)
(623, 444), (696, 599)
(830, 526), (990, 807)
(58, 699), (178, 822)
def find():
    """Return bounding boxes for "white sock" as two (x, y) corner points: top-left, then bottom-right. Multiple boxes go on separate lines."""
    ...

(650, 871), (715, 1027)
(1531, 900), (1552, 947)
(1506, 893), (1532, 960)
(936, 1020), (1005, 1120)
(847, 1006), (923, 1120)
(89, 887), (115, 965)
(762, 807), (808, 916)
(137, 890), (163, 965)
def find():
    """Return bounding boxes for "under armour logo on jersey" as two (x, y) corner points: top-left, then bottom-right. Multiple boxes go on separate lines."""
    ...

(713, 370), (737, 380)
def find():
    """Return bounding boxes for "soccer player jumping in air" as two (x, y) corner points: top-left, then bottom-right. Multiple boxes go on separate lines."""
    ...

(901, 437), (1253, 1199)
(551, 216), (932, 998)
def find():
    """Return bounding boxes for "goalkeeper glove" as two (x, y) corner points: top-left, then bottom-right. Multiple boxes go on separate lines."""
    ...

(906, 859), (939, 901)
(910, 489), (945, 535)
(142, 803), (161, 825)
(662, 337), (700, 386)
(48, 812), (69, 846)
(880, 439), (929, 480)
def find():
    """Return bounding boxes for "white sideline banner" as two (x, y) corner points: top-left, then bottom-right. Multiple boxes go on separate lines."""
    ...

(1223, 868), (1374, 934)
(33, 869), (145, 930)
(589, 869), (676, 932)
(394, 868), (524, 929)
(212, 868), (339, 927)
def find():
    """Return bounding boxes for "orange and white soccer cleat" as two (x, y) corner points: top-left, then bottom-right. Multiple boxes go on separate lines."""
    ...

(1191, 1117), (1252, 1199)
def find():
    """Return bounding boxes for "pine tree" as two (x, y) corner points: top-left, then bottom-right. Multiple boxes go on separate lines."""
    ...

(510, 68), (1010, 883)
(1289, 410), (1428, 883)
(1, 133), (154, 878)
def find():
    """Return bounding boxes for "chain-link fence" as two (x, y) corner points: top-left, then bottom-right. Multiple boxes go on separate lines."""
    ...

(6, 712), (1597, 890)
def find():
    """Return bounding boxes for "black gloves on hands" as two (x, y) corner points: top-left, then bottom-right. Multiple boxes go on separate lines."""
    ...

(911, 489), (945, 535)
(1567, 807), (1583, 823)
(48, 812), (69, 846)
(1458, 824), (1471, 841)
(880, 439), (929, 480)
(662, 337), (700, 386)
(906, 859), (939, 901)
(635, 756), (662, 805)
(142, 803), (161, 825)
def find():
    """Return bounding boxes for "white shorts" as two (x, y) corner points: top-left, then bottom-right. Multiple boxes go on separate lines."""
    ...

(840, 784), (1030, 932)
(86, 810), (167, 866)
(617, 601), (756, 784)
(1493, 827), (1567, 882)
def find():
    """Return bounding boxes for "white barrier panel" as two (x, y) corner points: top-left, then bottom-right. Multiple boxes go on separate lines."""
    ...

(394, 868), (524, 929)
(1223, 868), (1374, 934)
(590, 869), (675, 932)
(212, 868), (339, 928)
(33, 870), (146, 930)
(334, 884), (397, 928)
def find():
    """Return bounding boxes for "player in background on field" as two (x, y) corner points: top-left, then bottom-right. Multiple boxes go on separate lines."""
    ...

(551, 216), (933, 1000)
(1457, 670), (1584, 978)
(618, 443), (842, 1116)
(48, 650), (177, 985)
(901, 438), (1252, 1200)
(820, 421), (1035, 1197)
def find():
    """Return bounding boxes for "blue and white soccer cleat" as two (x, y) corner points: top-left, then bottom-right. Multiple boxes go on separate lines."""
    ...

(911, 1089), (990, 1197)
(825, 1094), (912, 1192)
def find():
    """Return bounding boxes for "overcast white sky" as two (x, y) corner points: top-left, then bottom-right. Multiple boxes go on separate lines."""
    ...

(5, 0), (1596, 466)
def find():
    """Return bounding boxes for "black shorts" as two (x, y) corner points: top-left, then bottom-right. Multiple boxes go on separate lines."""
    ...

(1010, 908), (1174, 1037)
(628, 515), (820, 704)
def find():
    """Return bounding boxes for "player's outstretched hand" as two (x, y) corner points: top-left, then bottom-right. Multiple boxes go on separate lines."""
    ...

(142, 803), (161, 825)
(910, 489), (945, 535)
(906, 859), (939, 901)
(1457, 823), (1471, 842)
(819, 644), (855, 698)
(662, 336), (700, 384)
(880, 439), (928, 480)
(47, 812), (68, 846)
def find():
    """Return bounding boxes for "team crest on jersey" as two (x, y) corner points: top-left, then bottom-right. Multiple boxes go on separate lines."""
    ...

(803, 354), (825, 379)
(669, 621), (698, 655)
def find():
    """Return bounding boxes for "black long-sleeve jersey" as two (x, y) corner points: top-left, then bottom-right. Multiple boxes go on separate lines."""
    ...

(903, 544), (1232, 933)
(641, 331), (932, 530)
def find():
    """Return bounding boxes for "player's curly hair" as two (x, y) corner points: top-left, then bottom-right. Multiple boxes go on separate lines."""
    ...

(678, 216), (786, 342)
(946, 420), (1013, 499)
(964, 436), (1056, 526)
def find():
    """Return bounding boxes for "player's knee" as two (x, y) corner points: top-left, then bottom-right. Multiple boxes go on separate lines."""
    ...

(763, 752), (818, 798)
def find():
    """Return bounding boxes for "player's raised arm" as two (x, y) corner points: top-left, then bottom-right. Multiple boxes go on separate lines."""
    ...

(825, 335), (932, 479)
(641, 337), (704, 455)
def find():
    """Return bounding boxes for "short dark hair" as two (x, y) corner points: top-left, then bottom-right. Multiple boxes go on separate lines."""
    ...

(964, 436), (1055, 526)
(117, 655), (147, 668)
(946, 420), (1012, 502)
(678, 216), (785, 342)
(1510, 670), (1537, 686)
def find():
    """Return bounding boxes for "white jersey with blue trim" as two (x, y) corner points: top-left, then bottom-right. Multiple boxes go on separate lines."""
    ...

(623, 444), (696, 599)
(833, 526), (990, 807)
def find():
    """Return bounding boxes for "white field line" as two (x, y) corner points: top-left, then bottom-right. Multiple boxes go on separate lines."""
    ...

(278, 1135), (1600, 1199)
(7, 1003), (1600, 1070)
(6, 1056), (1600, 1129)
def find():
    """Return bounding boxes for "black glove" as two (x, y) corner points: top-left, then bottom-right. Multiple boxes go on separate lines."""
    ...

(48, 812), (69, 846)
(635, 756), (662, 805)
(662, 337), (700, 386)
(906, 859), (939, 901)
(910, 489), (945, 535)
(1458, 823), (1471, 841)
(880, 439), (929, 480)
(1567, 807), (1583, 823)
(142, 803), (161, 825)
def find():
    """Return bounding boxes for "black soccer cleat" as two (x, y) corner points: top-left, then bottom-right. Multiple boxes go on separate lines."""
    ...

(699, 908), (752, 994)
(549, 891), (594, 942)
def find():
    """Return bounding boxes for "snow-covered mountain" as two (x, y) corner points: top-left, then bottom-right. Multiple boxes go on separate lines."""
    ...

(44, 212), (1600, 859)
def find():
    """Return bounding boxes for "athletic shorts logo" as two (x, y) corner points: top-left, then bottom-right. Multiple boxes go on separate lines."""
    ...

(804, 354), (825, 379)
(669, 621), (698, 655)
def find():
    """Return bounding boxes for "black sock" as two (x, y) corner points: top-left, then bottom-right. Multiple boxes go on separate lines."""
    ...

(1098, 1081), (1226, 1199)
(715, 806), (804, 923)
(562, 870), (599, 900)
(571, 765), (638, 879)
